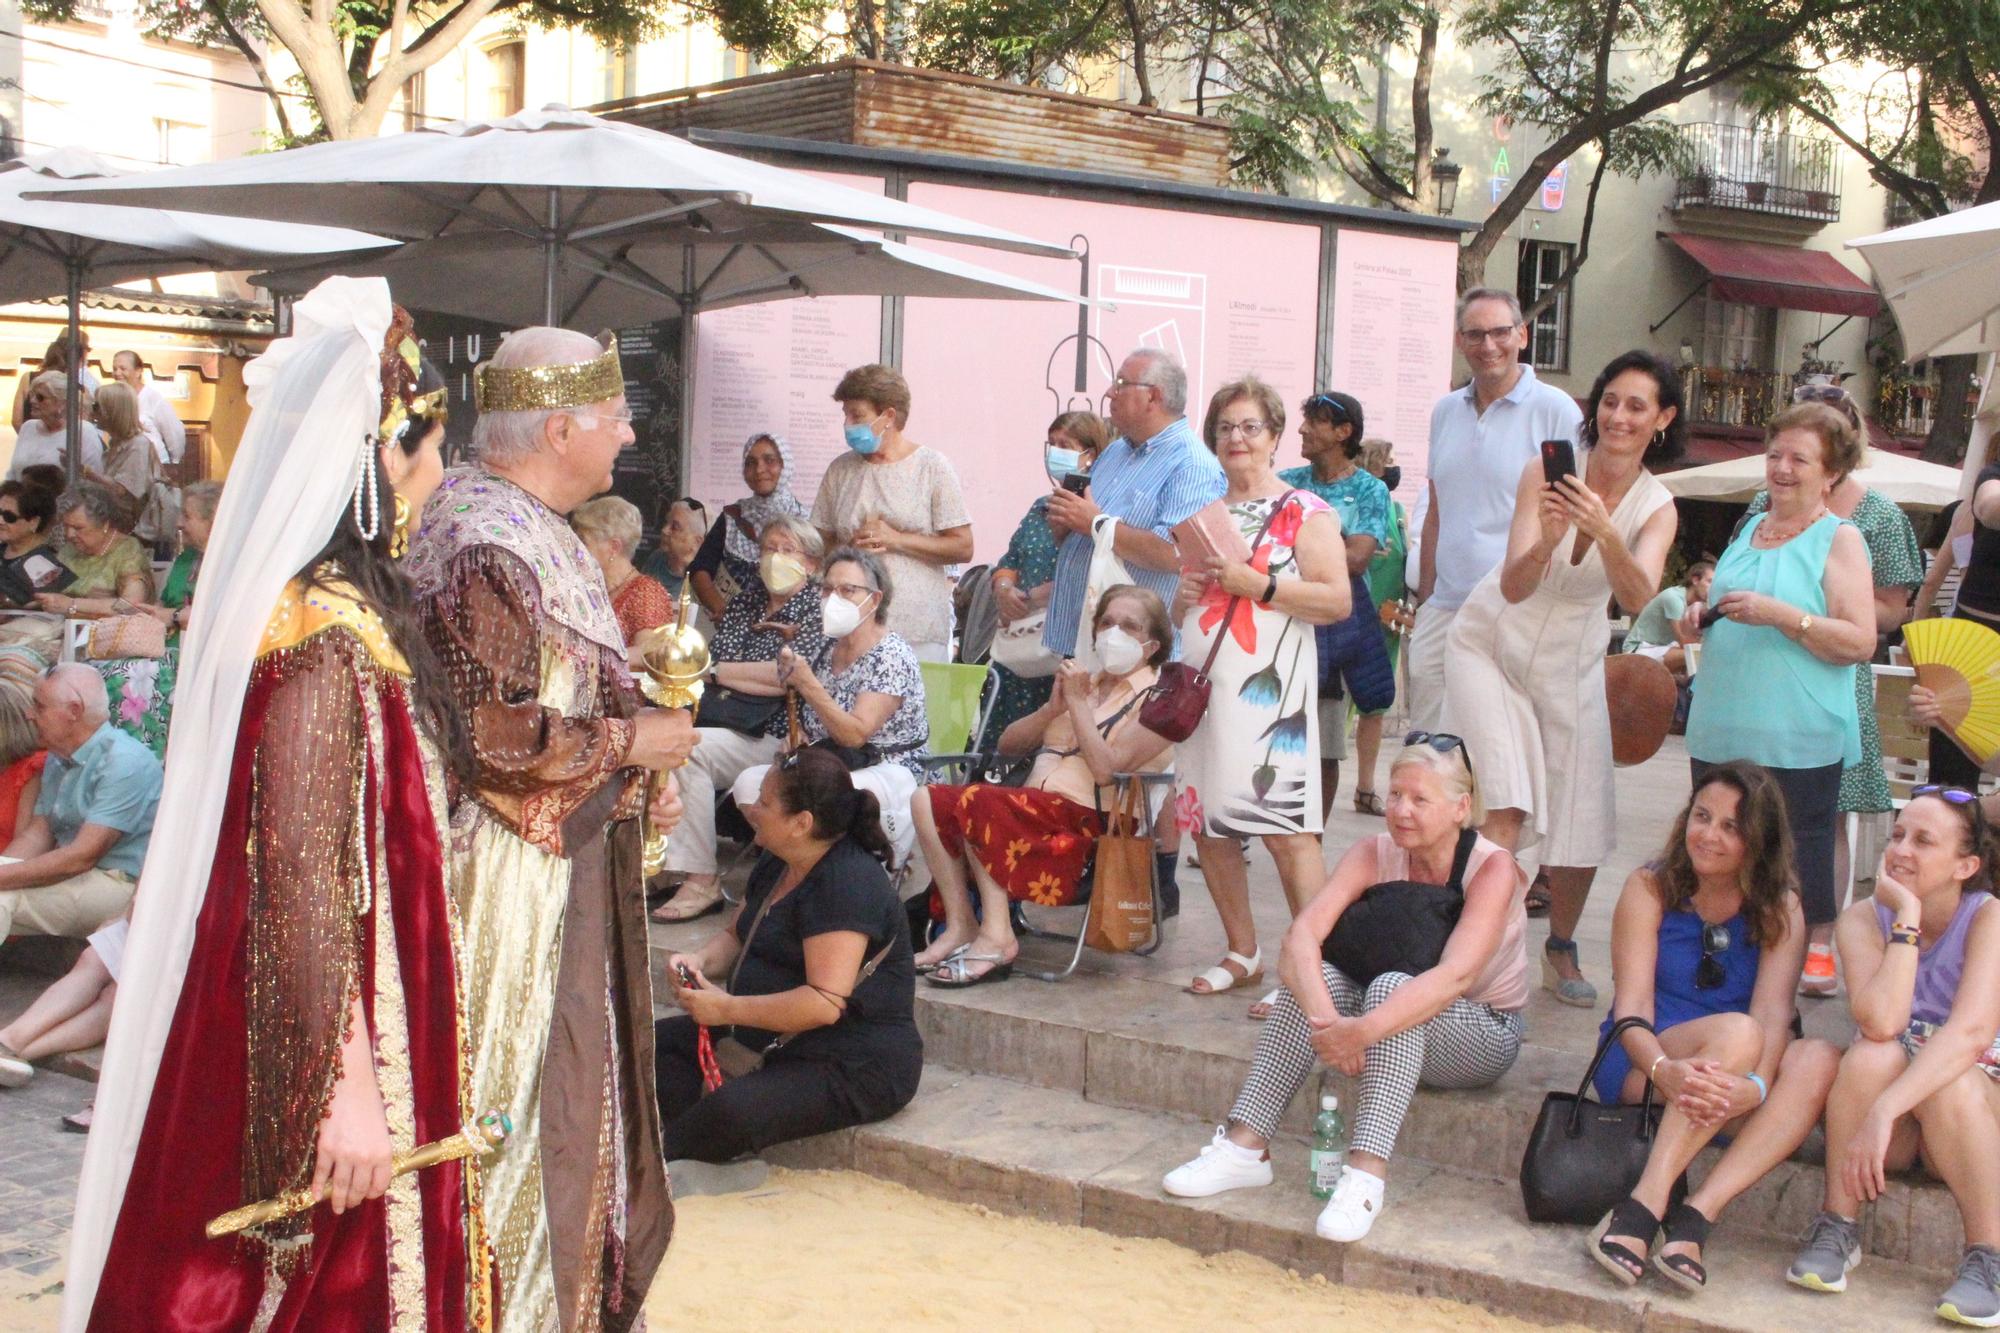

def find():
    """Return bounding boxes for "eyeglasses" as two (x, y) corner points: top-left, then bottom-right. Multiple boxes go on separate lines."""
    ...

(1695, 921), (1731, 990)
(1110, 377), (1153, 394)
(826, 581), (876, 600)
(0, 510), (21, 524)
(1457, 325), (1519, 344)
(1911, 784), (1988, 839)
(570, 408), (635, 427)
(1215, 420), (1272, 440)
(1404, 730), (1476, 783)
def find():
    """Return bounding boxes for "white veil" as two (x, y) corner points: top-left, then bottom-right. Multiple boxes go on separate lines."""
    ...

(62, 276), (392, 1329)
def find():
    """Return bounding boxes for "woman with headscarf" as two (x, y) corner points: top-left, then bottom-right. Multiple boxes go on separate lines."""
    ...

(689, 432), (808, 620)
(65, 279), (484, 1330)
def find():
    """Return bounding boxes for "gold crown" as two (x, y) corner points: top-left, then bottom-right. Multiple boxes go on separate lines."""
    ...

(473, 347), (624, 414)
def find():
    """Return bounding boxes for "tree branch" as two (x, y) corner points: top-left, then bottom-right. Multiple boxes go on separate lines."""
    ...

(1523, 141), (1612, 320)
(204, 0), (295, 141)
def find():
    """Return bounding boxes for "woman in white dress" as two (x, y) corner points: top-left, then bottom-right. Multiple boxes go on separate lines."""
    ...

(1442, 349), (1683, 1009)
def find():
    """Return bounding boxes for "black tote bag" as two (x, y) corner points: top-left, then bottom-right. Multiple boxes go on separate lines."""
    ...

(1519, 1016), (1687, 1225)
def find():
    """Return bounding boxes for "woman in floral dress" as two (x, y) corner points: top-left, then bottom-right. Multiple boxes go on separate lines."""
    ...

(96, 481), (220, 756)
(1175, 377), (1349, 1014)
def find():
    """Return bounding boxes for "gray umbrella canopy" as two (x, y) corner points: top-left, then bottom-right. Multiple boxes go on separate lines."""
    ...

(30, 106), (1076, 325)
(0, 147), (393, 473)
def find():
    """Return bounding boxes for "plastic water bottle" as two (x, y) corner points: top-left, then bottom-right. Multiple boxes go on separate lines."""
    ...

(1309, 1094), (1347, 1200)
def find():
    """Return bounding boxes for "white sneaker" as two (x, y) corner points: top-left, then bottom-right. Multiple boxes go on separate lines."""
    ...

(1163, 1127), (1273, 1198)
(0, 1048), (32, 1088)
(1315, 1167), (1386, 1242)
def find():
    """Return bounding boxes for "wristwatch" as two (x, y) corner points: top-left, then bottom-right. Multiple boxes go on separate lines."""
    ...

(1259, 573), (1279, 605)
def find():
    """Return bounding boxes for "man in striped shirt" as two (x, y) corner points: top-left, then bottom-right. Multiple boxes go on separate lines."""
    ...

(1042, 348), (1226, 657)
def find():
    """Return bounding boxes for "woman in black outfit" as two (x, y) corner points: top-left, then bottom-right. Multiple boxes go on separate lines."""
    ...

(1930, 463), (2000, 787)
(656, 746), (922, 1162)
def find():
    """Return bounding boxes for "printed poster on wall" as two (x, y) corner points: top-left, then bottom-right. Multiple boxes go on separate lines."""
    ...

(1327, 229), (1459, 506)
(685, 170), (886, 513)
(900, 184), (1323, 566)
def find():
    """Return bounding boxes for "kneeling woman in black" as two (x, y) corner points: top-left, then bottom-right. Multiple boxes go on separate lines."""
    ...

(656, 746), (923, 1163)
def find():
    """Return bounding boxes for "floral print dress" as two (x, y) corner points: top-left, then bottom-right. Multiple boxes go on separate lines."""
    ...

(1174, 490), (1334, 838)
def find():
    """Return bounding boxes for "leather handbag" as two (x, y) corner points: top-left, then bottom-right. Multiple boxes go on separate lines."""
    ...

(696, 682), (784, 737)
(1322, 828), (1474, 984)
(1140, 491), (1296, 744)
(1519, 1016), (1688, 1225)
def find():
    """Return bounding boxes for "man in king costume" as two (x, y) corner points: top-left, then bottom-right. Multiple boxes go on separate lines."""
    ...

(406, 327), (696, 1331)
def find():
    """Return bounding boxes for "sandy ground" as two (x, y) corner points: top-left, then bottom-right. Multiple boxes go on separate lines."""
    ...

(647, 1168), (1594, 1332)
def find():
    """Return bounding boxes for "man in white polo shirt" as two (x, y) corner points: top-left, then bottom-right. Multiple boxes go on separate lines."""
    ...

(1408, 288), (1582, 729)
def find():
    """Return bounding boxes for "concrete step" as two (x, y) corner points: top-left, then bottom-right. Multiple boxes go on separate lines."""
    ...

(646, 932), (1968, 1273)
(760, 1067), (1948, 1333)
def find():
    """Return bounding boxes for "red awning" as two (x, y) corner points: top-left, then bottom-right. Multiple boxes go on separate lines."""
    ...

(1664, 233), (1883, 318)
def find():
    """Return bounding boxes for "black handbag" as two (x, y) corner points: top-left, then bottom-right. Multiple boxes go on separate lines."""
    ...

(1519, 1016), (1687, 1225)
(696, 683), (784, 737)
(1321, 828), (1475, 984)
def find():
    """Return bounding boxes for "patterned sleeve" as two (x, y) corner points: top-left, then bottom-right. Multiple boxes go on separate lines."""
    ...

(784, 588), (829, 664)
(1863, 492), (1924, 589)
(927, 449), (972, 532)
(711, 591), (759, 662)
(997, 499), (1045, 577)
(1351, 476), (1391, 546)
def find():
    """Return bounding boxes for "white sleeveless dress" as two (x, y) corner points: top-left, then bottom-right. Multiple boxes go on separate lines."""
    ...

(1440, 466), (1674, 867)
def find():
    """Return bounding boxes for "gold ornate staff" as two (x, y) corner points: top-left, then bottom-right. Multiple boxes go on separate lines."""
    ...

(633, 585), (710, 877)
(206, 1110), (512, 1239)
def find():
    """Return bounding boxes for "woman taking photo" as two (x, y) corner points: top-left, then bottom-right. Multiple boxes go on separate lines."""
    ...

(1176, 376), (1348, 1015)
(70, 281), (483, 1327)
(1679, 402), (1876, 989)
(912, 584), (1175, 985)
(657, 747), (922, 1162)
(690, 432), (808, 620)
(1442, 349), (1682, 1008)
(1585, 762), (1839, 1293)
(655, 514), (828, 923)
(982, 409), (1110, 743)
(1161, 734), (1527, 1241)
(1787, 788), (2000, 1325)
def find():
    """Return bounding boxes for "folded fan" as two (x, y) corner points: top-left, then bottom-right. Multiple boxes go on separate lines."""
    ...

(1902, 617), (2000, 765)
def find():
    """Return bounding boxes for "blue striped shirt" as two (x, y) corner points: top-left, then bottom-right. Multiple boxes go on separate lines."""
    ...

(1042, 416), (1226, 654)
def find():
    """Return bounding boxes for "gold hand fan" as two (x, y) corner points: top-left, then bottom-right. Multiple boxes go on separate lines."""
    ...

(1902, 617), (2000, 764)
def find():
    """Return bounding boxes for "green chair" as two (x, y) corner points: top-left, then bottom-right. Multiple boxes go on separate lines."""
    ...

(919, 660), (997, 758)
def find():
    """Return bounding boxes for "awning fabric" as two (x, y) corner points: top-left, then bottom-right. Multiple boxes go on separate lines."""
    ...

(1665, 233), (1883, 317)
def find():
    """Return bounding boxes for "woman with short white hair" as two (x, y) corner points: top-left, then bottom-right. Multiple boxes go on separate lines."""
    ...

(1163, 733), (1529, 1243)
(573, 492), (674, 644)
(7, 371), (104, 480)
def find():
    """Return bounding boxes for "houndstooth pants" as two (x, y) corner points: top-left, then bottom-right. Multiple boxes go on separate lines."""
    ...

(1227, 964), (1525, 1161)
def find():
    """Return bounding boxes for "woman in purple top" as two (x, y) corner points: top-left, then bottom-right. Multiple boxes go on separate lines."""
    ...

(1787, 787), (2000, 1325)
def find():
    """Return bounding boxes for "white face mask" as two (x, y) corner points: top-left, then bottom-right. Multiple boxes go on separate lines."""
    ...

(761, 551), (809, 596)
(1096, 625), (1148, 676)
(822, 591), (867, 639)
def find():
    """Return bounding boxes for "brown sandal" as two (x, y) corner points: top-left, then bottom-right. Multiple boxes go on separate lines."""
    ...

(1353, 790), (1386, 816)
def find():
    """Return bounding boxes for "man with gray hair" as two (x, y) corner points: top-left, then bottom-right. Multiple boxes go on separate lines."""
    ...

(0, 664), (160, 949)
(1407, 286), (1581, 729)
(1042, 346), (1224, 656)
(406, 325), (690, 1330)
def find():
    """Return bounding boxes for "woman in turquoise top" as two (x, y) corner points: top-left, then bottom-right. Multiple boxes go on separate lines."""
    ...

(1680, 403), (1877, 943)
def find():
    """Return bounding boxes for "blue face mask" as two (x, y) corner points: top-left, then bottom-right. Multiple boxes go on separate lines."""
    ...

(843, 421), (881, 455)
(1046, 445), (1082, 481)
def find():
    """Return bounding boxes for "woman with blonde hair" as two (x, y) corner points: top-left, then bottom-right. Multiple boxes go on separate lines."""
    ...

(87, 382), (167, 547)
(1163, 731), (1529, 1242)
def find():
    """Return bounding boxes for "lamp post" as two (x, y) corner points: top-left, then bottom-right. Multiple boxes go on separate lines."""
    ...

(1430, 147), (1462, 216)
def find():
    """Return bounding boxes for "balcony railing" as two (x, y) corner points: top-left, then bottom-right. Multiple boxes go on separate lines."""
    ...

(1680, 365), (1789, 429)
(1884, 380), (1937, 436)
(1673, 122), (1842, 223)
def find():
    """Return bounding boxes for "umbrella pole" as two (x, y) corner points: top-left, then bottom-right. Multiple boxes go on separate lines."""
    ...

(64, 259), (82, 486)
(544, 187), (559, 326)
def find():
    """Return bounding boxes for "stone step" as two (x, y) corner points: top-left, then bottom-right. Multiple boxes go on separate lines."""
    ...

(759, 1067), (1948, 1333)
(645, 935), (1968, 1272)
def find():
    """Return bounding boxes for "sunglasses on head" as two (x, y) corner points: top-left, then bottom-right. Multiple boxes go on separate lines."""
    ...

(1303, 393), (1350, 421)
(1695, 921), (1731, 990)
(1911, 784), (1987, 836)
(1404, 730), (1476, 782)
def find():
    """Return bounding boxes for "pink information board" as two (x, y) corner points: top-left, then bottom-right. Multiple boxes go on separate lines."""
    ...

(1327, 230), (1460, 505)
(686, 170), (885, 511)
(901, 184), (1323, 565)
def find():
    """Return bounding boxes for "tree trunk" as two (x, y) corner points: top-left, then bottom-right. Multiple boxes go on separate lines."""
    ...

(1923, 354), (1978, 464)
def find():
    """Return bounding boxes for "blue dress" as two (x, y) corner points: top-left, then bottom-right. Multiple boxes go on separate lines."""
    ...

(1592, 905), (1761, 1104)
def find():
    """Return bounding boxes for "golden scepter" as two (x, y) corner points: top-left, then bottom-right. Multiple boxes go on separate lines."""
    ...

(206, 1110), (512, 1239)
(632, 584), (710, 876)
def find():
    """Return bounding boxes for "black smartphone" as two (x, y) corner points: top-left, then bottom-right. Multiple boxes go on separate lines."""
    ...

(674, 963), (699, 989)
(1060, 472), (1091, 496)
(1540, 439), (1577, 487)
(1698, 604), (1725, 629)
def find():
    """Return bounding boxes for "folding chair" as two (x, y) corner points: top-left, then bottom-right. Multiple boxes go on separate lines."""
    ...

(919, 660), (997, 759)
(1014, 770), (1176, 982)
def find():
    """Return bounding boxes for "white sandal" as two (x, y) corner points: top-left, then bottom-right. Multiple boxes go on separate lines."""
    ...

(1247, 987), (1282, 1021)
(1188, 948), (1262, 996)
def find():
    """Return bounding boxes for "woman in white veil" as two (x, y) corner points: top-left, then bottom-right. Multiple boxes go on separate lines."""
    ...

(64, 276), (481, 1330)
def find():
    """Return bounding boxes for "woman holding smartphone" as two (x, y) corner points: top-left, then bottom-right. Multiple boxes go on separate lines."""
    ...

(1441, 349), (1683, 1008)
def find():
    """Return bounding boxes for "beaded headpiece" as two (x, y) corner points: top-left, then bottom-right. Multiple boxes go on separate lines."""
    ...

(377, 306), (448, 444)
(473, 342), (624, 414)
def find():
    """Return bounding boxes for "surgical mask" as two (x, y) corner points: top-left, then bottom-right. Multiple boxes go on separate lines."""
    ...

(822, 592), (867, 639)
(843, 421), (881, 455)
(760, 552), (809, 596)
(1046, 444), (1083, 484)
(1097, 626), (1148, 676)
(1380, 464), (1402, 492)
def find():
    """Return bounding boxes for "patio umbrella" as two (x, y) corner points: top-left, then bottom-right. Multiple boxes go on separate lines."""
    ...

(251, 223), (1085, 328)
(0, 147), (393, 476)
(1660, 447), (1961, 509)
(29, 106), (1077, 326)
(1849, 202), (2000, 488)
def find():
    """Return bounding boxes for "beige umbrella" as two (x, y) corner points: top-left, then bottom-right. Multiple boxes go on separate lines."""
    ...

(1660, 448), (1961, 509)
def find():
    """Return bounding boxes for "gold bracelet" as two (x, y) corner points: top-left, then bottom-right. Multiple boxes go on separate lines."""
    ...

(1648, 1053), (1668, 1083)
